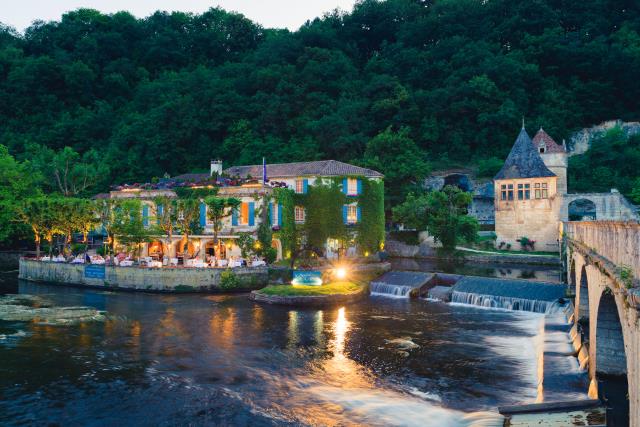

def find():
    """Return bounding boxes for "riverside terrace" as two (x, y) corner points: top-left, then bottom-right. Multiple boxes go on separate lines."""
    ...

(91, 159), (385, 266)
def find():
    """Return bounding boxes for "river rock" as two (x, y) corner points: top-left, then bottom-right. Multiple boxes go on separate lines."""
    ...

(0, 295), (106, 325)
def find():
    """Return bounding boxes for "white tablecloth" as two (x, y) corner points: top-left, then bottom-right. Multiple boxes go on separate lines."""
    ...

(251, 260), (266, 267)
(147, 261), (162, 268)
(120, 260), (134, 267)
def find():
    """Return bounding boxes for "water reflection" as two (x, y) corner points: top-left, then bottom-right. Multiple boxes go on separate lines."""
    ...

(0, 277), (587, 426)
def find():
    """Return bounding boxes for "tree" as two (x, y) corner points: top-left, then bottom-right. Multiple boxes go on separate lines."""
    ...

(153, 196), (177, 254)
(204, 195), (241, 243)
(363, 127), (430, 209)
(0, 145), (42, 247)
(27, 145), (108, 196)
(236, 232), (255, 258)
(393, 185), (479, 251)
(112, 199), (151, 258)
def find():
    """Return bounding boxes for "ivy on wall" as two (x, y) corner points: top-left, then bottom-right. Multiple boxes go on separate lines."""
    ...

(357, 179), (385, 254)
(273, 187), (296, 257)
(273, 176), (385, 257)
(303, 181), (346, 249)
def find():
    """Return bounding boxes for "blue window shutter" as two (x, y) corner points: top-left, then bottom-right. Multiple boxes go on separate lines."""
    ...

(342, 178), (348, 194)
(357, 206), (362, 223)
(142, 204), (149, 227)
(343, 205), (348, 224)
(199, 202), (206, 227)
(357, 179), (362, 195)
(278, 204), (283, 226)
(248, 202), (255, 226)
(303, 179), (308, 194)
(157, 204), (163, 224)
(232, 208), (238, 226)
(269, 203), (274, 225)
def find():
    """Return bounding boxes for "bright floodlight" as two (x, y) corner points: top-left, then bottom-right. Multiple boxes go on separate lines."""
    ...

(336, 267), (347, 279)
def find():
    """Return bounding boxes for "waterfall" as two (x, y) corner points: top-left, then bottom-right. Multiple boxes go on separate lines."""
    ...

(370, 282), (414, 298)
(451, 291), (561, 314)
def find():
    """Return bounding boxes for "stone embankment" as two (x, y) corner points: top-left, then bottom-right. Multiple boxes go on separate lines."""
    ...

(18, 259), (268, 292)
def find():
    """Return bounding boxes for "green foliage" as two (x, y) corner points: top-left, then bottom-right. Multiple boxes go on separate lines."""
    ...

(1, 1), (637, 214)
(236, 232), (255, 258)
(0, 145), (42, 246)
(273, 187), (297, 257)
(363, 127), (429, 208)
(112, 199), (152, 256)
(219, 269), (241, 290)
(356, 179), (385, 254)
(303, 180), (346, 249)
(204, 195), (240, 241)
(393, 186), (479, 251)
(255, 195), (273, 255)
(257, 281), (363, 296)
(477, 157), (504, 179)
(262, 247), (277, 264)
(569, 127), (640, 198)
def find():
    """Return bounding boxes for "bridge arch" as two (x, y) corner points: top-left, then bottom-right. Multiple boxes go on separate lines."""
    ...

(568, 198), (597, 221)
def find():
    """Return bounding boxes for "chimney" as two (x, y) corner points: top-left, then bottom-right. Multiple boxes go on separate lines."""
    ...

(210, 160), (222, 176)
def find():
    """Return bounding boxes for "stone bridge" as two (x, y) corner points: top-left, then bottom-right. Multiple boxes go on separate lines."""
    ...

(563, 190), (638, 221)
(563, 221), (640, 426)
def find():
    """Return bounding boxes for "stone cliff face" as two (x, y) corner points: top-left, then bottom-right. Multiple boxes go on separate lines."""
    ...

(569, 120), (640, 156)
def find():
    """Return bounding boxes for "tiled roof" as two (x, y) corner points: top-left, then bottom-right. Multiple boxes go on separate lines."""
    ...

(532, 128), (565, 153)
(224, 160), (383, 179)
(494, 128), (556, 180)
(92, 193), (111, 199)
(171, 172), (210, 182)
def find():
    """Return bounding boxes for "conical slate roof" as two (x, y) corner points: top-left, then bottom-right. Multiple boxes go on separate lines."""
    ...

(494, 128), (556, 180)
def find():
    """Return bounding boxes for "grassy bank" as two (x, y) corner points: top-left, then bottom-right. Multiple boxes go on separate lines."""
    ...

(257, 281), (365, 297)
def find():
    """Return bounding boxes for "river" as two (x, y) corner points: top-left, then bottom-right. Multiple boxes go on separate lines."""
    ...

(0, 272), (586, 426)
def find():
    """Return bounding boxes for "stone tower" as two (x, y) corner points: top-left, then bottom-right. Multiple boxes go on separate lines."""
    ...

(532, 128), (568, 195)
(494, 126), (562, 251)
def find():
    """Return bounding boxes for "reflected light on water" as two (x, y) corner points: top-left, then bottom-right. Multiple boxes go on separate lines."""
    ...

(287, 311), (299, 349)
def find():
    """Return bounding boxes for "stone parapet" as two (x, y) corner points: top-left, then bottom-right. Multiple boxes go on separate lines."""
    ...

(18, 259), (268, 293)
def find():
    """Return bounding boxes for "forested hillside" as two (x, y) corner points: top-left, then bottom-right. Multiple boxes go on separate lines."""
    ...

(1, 0), (640, 198)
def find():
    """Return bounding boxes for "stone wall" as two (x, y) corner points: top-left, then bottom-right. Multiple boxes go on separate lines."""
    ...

(18, 259), (268, 292)
(495, 176), (562, 250)
(564, 221), (640, 278)
(563, 192), (638, 222)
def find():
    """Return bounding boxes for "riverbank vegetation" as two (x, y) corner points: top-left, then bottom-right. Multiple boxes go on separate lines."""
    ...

(2, 0), (640, 249)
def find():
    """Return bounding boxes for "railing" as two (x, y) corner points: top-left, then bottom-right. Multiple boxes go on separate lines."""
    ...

(564, 221), (640, 279)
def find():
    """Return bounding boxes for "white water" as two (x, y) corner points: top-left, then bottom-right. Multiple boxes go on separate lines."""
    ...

(451, 291), (561, 314)
(370, 282), (414, 298)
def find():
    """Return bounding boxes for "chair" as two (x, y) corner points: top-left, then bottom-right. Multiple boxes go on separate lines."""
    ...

(170, 258), (179, 267)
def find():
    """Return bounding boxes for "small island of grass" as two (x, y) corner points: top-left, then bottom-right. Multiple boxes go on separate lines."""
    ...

(250, 280), (369, 306)
(257, 281), (364, 297)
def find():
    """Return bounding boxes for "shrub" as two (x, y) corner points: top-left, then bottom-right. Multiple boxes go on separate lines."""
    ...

(263, 247), (277, 264)
(220, 269), (241, 290)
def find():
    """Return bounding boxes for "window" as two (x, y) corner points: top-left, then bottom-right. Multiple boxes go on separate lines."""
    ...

(534, 183), (541, 199)
(347, 178), (358, 195)
(541, 182), (548, 199)
(501, 184), (507, 201)
(295, 206), (305, 223)
(507, 184), (514, 201)
(295, 179), (304, 194)
(347, 205), (358, 223)
(524, 183), (530, 200)
(240, 202), (249, 225)
(517, 183), (524, 200)
(271, 204), (279, 226)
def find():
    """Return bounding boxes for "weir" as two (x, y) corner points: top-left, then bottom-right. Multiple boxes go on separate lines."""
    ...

(369, 271), (434, 298)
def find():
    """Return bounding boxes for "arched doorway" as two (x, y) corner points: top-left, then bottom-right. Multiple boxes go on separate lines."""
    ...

(595, 292), (629, 426)
(148, 240), (165, 260)
(569, 198), (597, 221)
(205, 240), (226, 259)
(443, 174), (471, 192)
(271, 238), (282, 261)
(177, 238), (196, 261)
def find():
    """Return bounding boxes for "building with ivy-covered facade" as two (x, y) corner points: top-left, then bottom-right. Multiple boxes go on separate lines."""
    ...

(100, 160), (384, 264)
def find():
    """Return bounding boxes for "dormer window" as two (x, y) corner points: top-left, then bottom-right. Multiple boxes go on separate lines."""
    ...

(538, 143), (545, 153)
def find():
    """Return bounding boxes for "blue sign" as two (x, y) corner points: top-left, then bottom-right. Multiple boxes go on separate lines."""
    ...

(84, 264), (106, 279)
(292, 270), (323, 286)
